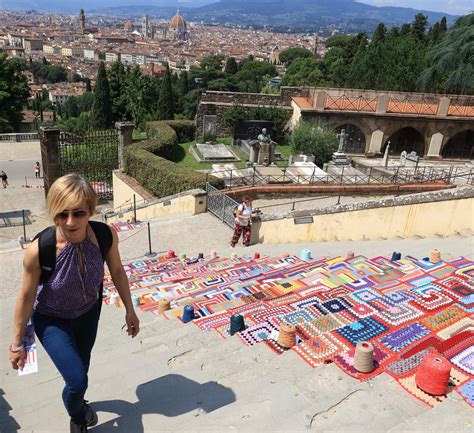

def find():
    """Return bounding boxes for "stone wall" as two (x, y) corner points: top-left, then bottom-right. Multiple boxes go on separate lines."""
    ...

(196, 87), (305, 138)
(110, 170), (207, 222)
(254, 187), (474, 243)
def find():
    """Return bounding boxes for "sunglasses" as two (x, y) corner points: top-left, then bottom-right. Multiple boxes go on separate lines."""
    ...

(56, 209), (88, 220)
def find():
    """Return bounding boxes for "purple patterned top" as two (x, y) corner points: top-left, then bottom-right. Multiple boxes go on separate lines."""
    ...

(35, 239), (104, 318)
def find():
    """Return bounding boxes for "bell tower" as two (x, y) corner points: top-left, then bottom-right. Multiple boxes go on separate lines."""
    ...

(79, 9), (85, 34)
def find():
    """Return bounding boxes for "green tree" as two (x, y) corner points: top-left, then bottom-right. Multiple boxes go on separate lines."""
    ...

(200, 54), (225, 71)
(412, 13), (428, 41)
(418, 13), (474, 94)
(223, 103), (246, 127)
(282, 57), (324, 86)
(279, 47), (313, 66)
(63, 96), (79, 118)
(0, 52), (29, 132)
(289, 119), (338, 167)
(92, 62), (112, 129)
(234, 60), (276, 91)
(157, 65), (174, 120)
(108, 61), (127, 122)
(372, 23), (387, 43)
(224, 56), (238, 74)
(76, 92), (94, 114)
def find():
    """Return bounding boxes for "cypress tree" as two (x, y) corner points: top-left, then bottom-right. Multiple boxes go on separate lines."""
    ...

(439, 17), (447, 36)
(178, 70), (189, 96)
(92, 62), (112, 129)
(224, 57), (238, 74)
(411, 14), (428, 41)
(108, 61), (126, 122)
(372, 23), (387, 44)
(157, 65), (174, 120)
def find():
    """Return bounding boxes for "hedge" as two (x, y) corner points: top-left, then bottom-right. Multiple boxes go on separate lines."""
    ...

(125, 120), (224, 198)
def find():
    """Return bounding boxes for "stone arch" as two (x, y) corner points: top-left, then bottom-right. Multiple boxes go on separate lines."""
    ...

(441, 129), (474, 159)
(334, 123), (366, 154)
(382, 126), (426, 156)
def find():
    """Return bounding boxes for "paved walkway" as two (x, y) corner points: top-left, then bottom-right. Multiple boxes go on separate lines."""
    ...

(1, 141), (473, 432)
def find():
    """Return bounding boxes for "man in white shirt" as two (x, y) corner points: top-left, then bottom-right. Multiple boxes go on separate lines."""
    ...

(230, 196), (253, 247)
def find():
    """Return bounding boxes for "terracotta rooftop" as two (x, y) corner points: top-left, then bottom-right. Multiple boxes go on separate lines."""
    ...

(292, 97), (313, 109)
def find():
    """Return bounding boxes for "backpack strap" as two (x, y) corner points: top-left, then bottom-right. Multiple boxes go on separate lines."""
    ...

(33, 226), (56, 285)
(89, 221), (113, 261)
(89, 221), (113, 317)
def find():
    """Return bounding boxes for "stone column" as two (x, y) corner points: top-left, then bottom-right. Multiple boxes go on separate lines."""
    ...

(40, 126), (60, 197)
(115, 122), (135, 169)
(426, 132), (444, 159)
(376, 94), (389, 114)
(367, 130), (384, 155)
(437, 97), (450, 116)
(314, 91), (326, 111)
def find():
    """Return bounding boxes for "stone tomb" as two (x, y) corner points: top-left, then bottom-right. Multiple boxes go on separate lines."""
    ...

(192, 143), (240, 163)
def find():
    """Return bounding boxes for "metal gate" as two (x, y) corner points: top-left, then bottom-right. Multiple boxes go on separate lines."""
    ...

(206, 182), (238, 228)
(58, 130), (119, 200)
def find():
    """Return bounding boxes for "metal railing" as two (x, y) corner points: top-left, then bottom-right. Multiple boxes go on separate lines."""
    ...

(206, 165), (466, 190)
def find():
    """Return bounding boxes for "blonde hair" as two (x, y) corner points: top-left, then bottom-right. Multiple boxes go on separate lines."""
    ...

(47, 173), (98, 221)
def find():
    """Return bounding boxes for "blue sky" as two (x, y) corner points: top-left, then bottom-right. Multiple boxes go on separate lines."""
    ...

(359, 1), (473, 15)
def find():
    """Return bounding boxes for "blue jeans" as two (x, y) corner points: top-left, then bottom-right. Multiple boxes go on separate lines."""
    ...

(33, 303), (99, 423)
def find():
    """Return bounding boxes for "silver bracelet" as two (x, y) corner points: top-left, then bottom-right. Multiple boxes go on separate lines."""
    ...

(10, 344), (24, 353)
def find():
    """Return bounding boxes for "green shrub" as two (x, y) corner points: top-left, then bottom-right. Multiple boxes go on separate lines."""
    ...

(143, 120), (195, 159)
(124, 147), (223, 198)
(144, 121), (177, 158)
(164, 120), (195, 142)
(125, 119), (222, 198)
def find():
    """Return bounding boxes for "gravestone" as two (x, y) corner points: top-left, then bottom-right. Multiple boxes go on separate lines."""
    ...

(196, 143), (236, 161)
(332, 129), (349, 165)
(203, 115), (217, 136)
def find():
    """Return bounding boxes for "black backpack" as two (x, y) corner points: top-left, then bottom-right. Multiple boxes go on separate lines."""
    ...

(33, 221), (113, 314)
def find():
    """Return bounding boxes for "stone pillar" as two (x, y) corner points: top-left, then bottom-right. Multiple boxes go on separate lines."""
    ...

(269, 141), (276, 165)
(249, 141), (259, 164)
(115, 121), (135, 169)
(437, 97), (450, 116)
(314, 91), (326, 111)
(367, 130), (384, 155)
(40, 126), (60, 197)
(426, 132), (444, 159)
(258, 142), (270, 165)
(376, 94), (389, 114)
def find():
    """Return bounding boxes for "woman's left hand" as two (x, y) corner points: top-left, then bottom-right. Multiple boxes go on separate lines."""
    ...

(124, 310), (140, 337)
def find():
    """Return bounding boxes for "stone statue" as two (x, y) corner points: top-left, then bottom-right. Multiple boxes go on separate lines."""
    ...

(257, 128), (271, 144)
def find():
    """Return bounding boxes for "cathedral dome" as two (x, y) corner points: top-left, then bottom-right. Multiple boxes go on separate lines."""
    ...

(169, 10), (186, 29)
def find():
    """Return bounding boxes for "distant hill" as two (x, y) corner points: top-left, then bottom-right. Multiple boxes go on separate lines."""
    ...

(3, 0), (215, 14)
(6, 0), (458, 32)
(187, 0), (457, 30)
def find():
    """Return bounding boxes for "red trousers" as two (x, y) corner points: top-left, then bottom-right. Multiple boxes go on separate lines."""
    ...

(231, 223), (251, 247)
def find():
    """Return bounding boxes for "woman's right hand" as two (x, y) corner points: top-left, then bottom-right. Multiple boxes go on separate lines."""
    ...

(9, 348), (25, 370)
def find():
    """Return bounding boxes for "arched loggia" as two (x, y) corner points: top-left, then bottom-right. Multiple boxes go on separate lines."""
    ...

(382, 127), (425, 156)
(442, 130), (474, 159)
(335, 124), (366, 154)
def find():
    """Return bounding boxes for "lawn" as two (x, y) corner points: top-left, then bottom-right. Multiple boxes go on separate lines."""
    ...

(173, 138), (248, 171)
(171, 137), (293, 171)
